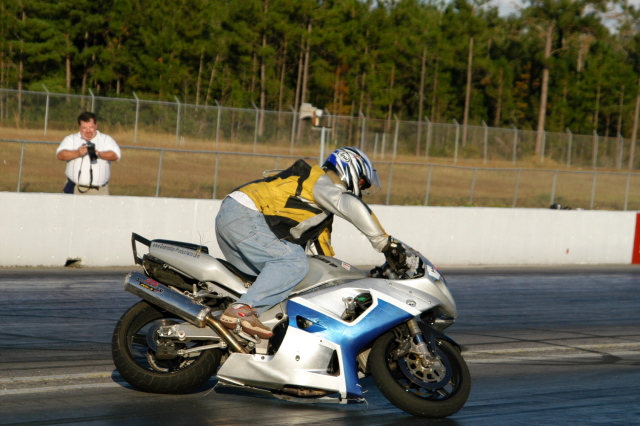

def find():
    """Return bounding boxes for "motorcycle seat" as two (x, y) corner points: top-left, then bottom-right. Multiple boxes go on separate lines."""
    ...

(217, 258), (257, 284)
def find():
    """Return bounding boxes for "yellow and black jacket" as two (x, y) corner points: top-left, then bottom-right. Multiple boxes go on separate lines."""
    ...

(238, 159), (389, 256)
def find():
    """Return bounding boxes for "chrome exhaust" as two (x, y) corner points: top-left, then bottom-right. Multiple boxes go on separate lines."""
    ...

(124, 271), (248, 354)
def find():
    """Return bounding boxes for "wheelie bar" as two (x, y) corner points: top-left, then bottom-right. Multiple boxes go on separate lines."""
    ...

(123, 271), (248, 354)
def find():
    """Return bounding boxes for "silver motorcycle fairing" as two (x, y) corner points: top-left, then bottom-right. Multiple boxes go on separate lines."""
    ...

(216, 275), (453, 401)
(217, 326), (343, 394)
(147, 239), (366, 296)
(148, 241), (248, 293)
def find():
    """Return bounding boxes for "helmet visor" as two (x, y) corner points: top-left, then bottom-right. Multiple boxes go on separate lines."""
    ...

(361, 168), (381, 194)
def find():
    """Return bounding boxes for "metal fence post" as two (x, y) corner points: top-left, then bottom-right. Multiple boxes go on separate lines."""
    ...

(512, 124), (518, 165)
(393, 114), (399, 160)
(252, 102), (259, 152)
(360, 111), (366, 151)
(385, 162), (394, 205)
(453, 119), (460, 164)
(17, 142), (25, 192)
(215, 100), (222, 149)
(425, 116), (432, 160)
(590, 171), (597, 209)
(592, 130), (598, 169)
(89, 89), (95, 112)
(482, 120), (488, 164)
(424, 164), (433, 206)
(624, 172), (631, 211)
(617, 132), (624, 170)
(381, 132), (386, 160)
(156, 149), (164, 197)
(374, 132), (379, 159)
(469, 168), (477, 204)
(318, 126), (330, 164)
(212, 153), (220, 199)
(133, 92), (140, 144)
(512, 169), (521, 207)
(550, 170), (558, 205)
(289, 105), (297, 154)
(174, 96), (181, 145)
(43, 85), (50, 136)
(566, 128), (572, 167)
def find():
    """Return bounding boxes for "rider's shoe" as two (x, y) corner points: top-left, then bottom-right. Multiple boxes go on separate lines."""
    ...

(220, 303), (273, 339)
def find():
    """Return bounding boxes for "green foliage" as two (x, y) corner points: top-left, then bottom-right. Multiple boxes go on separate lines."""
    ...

(1, 0), (640, 137)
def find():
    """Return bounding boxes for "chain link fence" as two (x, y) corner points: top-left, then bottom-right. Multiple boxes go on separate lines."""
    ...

(2, 139), (639, 210)
(1, 88), (639, 169)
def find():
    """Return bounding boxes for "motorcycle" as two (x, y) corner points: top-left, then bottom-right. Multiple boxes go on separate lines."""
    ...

(112, 232), (470, 418)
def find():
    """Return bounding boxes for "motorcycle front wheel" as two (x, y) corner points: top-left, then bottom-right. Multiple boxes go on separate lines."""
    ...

(112, 300), (222, 394)
(369, 329), (471, 418)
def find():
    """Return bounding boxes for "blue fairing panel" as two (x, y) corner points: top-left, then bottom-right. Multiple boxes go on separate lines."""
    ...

(287, 298), (412, 398)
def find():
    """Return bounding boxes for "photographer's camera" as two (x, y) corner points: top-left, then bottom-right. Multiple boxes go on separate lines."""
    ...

(85, 142), (98, 162)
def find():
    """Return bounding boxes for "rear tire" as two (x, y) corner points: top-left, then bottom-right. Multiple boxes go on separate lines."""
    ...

(112, 300), (222, 394)
(369, 330), (471, 418)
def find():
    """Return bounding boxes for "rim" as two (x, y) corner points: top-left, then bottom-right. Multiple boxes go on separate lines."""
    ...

(388, 341), (460, 401)
(126, 310), (205, 373)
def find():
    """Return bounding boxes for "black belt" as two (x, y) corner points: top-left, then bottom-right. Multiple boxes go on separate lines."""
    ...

(77, 183), (107, 189)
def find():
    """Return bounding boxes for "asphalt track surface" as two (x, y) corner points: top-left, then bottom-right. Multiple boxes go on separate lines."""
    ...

(1, 265), (639, 425)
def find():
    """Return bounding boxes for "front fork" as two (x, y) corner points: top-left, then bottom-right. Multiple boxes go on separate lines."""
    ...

(407, 318), (438, 359)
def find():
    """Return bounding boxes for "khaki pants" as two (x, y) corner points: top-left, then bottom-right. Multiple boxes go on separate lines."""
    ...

(74, 184), (109, 195)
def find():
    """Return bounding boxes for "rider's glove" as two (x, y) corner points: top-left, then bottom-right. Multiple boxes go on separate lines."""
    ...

(382, 237), (408, 271)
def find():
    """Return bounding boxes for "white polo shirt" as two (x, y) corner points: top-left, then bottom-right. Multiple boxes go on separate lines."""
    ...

(56, 131), (121, 187)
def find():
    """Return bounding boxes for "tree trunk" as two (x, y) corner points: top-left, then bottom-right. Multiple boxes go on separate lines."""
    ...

(431, 57), (439, 122)
(258, 0), (268, 137)
(386, 64), (395, 134)
(300, 21), (312, 106)
(278, 36), (287, 115)
(462, 36), (473, 147)
(81, 31), (89, 97)
(297, 22), (312, 141)
(416, 45), (427, 156)
(205, 53), (221, 106)
(494, 68), (503, 126)
(250, 51), (257, 95)
(65, 34), (72, 93)
(628, 79), (640, 170)
(259, 33), (267, 135)
(617, 86), (624, 136)
(593, 81), (600, 131)
(535, 23), (554, 160)
(293, 38), (303, 114)
(196, 49), (204, 106)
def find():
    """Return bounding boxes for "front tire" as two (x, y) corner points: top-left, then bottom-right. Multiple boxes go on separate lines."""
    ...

(112, 300), (222, 394)
(369, 329), (471, 418)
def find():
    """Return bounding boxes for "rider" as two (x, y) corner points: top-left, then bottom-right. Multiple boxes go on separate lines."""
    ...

(215, 146), (407, 338)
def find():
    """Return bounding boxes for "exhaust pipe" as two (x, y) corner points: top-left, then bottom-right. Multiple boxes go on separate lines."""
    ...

(124, 271), (248, 354)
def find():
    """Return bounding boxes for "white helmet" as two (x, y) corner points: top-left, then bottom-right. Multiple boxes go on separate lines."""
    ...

(322, 147), (381, 197)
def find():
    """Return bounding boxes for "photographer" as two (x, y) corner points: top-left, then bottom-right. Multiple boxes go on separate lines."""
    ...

(56, 111), (121, 195)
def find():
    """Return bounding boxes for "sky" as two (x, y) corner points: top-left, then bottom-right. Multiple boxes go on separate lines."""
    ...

(486, 0), (640, 32)
(488, 0), (640, 17)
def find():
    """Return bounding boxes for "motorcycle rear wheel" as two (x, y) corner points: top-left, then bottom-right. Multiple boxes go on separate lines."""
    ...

(112, 300), (222, 394)
(369, 330), (471, 418)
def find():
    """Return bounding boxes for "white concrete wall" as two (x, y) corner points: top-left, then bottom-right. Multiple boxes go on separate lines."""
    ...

(0, 192), (636, 267)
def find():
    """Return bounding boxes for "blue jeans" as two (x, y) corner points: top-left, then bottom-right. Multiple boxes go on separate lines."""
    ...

(215, 197), (309, 313)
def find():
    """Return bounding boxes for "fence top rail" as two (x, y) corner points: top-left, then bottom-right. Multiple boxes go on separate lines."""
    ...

(2, 138), (639, 177)
(0, 87), (529, 131)
(0, 139), (315, 160)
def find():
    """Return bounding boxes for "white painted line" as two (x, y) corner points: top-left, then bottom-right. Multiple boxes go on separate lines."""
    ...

(0, 372), (115, 383)
(0, 381), (125, 396)
(464, 342), (640, 355)
(466, 350), (640, 364)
